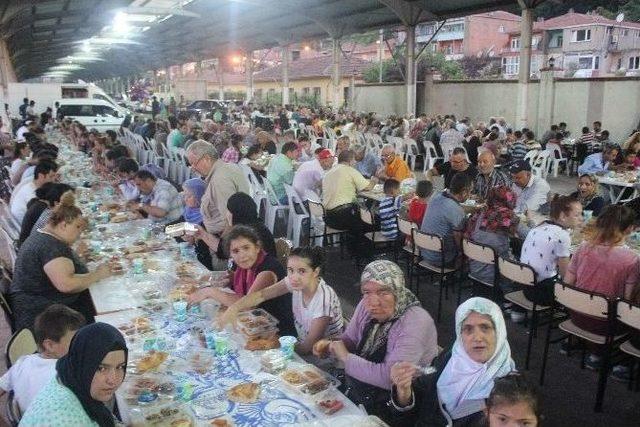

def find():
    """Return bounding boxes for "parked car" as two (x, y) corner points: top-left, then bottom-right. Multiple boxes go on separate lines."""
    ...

(56, 99), (124, 131)
(182, 99), (225, 120)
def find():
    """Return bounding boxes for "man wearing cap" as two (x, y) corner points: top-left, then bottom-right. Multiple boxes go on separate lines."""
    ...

(509, 160), (550, 214)
(293, 149), (335, 200)
(353, 144), (383, 179)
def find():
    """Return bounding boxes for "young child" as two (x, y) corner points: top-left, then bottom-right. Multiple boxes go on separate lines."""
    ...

(219, 246), (343, 355)
(408, 180), (433, 226)
(378, 179), (412, 240)
(0, 304), (85, 413)
(483, 373), (539, 427)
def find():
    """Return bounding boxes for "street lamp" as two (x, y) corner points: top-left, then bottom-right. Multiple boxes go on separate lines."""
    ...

(548, 57), (555, 69)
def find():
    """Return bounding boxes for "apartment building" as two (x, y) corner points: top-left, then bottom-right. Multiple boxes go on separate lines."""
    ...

(501, 11), (640, 79)
(416, 11), (521, 60)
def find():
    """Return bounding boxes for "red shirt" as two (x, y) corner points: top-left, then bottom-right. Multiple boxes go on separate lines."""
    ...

(408, 199), (428, 225)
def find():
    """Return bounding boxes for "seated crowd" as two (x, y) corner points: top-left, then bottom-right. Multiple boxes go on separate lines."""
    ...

(2, 104), (640, 427)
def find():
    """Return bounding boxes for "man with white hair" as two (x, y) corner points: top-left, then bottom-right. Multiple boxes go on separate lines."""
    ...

(353, 144), (383, 179)
(378, 144), (412, 181)
(438, 119), (465, 162)
(186, 140), (249, 267)
(473, 151), (511, 200)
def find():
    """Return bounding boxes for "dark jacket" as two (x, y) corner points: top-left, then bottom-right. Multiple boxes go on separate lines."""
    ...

(388, 348), (484, 427)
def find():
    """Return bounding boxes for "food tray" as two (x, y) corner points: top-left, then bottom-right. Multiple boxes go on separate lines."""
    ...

(130, 402), (195, 427)
(279, 362), (339, 395)
(237, 308), (279, 336)
(120, 373), (177, 407)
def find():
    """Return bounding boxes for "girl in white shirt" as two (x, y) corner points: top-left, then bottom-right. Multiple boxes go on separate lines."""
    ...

(10, 142), (31, 184)
(220, 246), (344, 355)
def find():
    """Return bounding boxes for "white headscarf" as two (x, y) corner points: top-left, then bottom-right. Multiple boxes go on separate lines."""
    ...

(436, 297), (515, 420)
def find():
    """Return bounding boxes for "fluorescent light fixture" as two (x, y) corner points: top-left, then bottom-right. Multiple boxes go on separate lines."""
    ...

(49, 64), (85, 71)
(113, 11), (131, 35)
(82, 41), (91, 53)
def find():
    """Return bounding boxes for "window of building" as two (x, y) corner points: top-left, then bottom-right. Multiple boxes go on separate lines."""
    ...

(312, 87), (321, 98)
(302, 87), (310, 95)
(502, 56), (519, 75)
(618, 58), (623, 69)
(498, 25), (505, 33)
(510, 37), (520, 50)
(606, 27), (612, 35)
(571, 29), (591, 42)
(577, 56), (598, 70)
(291, 50), (300, 61)
(255, 89), (263, 99)
(622, 29), (629, 36)
(629, 56), (640, 70)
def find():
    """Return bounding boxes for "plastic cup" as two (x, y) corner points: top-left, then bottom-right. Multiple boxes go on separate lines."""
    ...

(583, 210), (593, 222)
(214, 331), (230, 355)
(173, 301), (188, 321)
(132, 258), (144, 274)
(141, 228), (152, 240)
(279, 336), (297, 359)
(204, 331), (216, 350)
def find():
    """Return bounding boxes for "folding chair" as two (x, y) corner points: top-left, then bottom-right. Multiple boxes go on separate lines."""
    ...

(499, 257), (550, 369)
(617, 299), (640, 391)
(539, 283), (624, 412)
(359, 207), (398, 262)
(397, 218), (418, 284)
(413, 230), (460, 322)
(307, 200), (346, 248)
(462, 238), (499, 305)
(284, 183), (309, 247)
(5, 328), (37, 369)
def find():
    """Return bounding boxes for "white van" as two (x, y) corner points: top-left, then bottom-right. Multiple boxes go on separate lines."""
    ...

(56, 99), (125, 131)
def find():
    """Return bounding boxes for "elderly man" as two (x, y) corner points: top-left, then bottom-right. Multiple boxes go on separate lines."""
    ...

(473, 151), (511, 200)
(297, 135), (316, 162)
(267, 141), (299, 204)
(426, 147), (477, 189)
(377, 144), (412, 182)
(133, 170), (183, 223)
(185, 140), (250, 264)
(509, 160), (550, 214)
(353, 144), (383, 179)
(293, 149), (334, 200)
(577, 144), (619, 175)
(438, 119), (465, 161)
(335, 135), (350, 158)
(420, 173), (471, 267)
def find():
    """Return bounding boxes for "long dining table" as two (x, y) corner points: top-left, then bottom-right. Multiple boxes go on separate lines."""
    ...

(51, 131), (384, 427)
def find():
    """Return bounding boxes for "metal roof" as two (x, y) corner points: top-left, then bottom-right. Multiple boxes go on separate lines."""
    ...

(3, 0), (545, 81)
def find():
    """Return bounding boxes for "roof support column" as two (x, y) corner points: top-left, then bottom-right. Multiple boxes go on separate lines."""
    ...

(281, 44), (290, 107)
(218, 63), (225, 101)
(406, 25), (416, 117)
(516, 6), (533, 129)
(245, 51), (254, 103)
(331, 38), (342, 111)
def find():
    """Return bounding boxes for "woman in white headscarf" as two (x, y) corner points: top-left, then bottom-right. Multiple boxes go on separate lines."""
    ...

(389, 297), (515, 426)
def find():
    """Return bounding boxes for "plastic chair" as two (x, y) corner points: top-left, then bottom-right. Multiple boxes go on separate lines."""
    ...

(307, 199), (345, 247)
(0, 227), (16, 275)
(617, 299), (640, 390)
(531, 150), (551, 178)
(284, 183), (309, 247)
(546, 143), (568, 177)
(5, 328), (36, 369)
(404, 138), (421, 170)
(462, 238), (500, 304)
(422, 141), (443, 173)
(275, 238), (293, 267)
(398, 218), (418, 285)
(262, 179), (289, 234)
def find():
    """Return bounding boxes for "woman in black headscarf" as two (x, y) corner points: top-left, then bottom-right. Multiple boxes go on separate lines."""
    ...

(21, 323), (128, 427)
(221, 192), (277, 258)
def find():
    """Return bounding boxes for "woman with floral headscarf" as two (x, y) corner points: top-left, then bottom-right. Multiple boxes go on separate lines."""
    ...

(391, 297), (516, 427)
(313, 260), (438, 422)
(465, 185), (530, 289)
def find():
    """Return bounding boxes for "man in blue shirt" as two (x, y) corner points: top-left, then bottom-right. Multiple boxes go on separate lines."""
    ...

(353, 144), (382, 178)
(577, 144), (619, 175)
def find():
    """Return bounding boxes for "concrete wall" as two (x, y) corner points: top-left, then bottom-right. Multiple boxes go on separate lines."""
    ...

(354, 76), (640, 144)
(353, 82), (406, 116)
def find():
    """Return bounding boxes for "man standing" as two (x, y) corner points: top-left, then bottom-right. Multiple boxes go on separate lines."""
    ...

(509, 160), (550, 214)
(473, 151), (511, 200)
(18, 98), (28, 120)
(185, 140), (249, 266)
(133, 170), (183, 223)
(426, 147), (477, 189)
(151, 96), (160, 119)
(378, 144), (412, 181)
(438, 119), (465, 161)
(293, 149), (334, 200)
(26, 101), (36, 119)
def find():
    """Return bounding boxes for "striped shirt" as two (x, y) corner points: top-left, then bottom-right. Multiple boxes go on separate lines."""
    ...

(378, 195), (402, 239)
(578, 133), (596, 152)
(508, 141), (527, 161)
(288, 278), (344, 342)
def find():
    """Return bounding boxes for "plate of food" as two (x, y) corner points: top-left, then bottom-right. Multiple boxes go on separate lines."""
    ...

(226, 382), (261, 404)
(281, 369), (308, 386)
(210, 417), (234, 427)
(131, 351), (169, 374)
(244, 334), (280, 351)
(316, 394), (345, 415)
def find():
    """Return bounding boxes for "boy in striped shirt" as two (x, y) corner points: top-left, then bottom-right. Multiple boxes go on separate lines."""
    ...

(378, 179), (409, 240)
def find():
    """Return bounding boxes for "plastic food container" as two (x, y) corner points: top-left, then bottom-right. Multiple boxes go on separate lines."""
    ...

(237, 308), (279, 337)
(260, 349), (287, 374)
(129, 402), (194, 427)
(164, 222), (198, 237)
(120, 374), (177, 407)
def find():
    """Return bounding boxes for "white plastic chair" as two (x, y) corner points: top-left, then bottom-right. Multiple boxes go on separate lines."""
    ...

(532, 150), (551, 178)
(404, 138), (421, 170)
(523, 149), (540, 166)
(284, 183), (309, 247)
(422, 141), (442, 173)
(546, 143), (568, 177)
(239, 163), (266, 215)
(263, 180), (289, 234)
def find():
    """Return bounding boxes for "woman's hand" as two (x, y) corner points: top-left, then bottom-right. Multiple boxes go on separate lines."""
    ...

(312, 339), (332, 358)
(187, 287), (213, 305)
(328, 340), (350, 363)
(391, 362), (417, 407)
(217, 305), (239, 330)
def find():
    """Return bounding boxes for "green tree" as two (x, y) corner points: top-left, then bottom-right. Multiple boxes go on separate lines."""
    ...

(621, 0), (640, 21)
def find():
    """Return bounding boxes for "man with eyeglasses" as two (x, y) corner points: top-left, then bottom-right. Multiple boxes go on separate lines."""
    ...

(185, 140), (250, 268)
(377, 144), (412, 182)
(426, 147), (477, 190)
